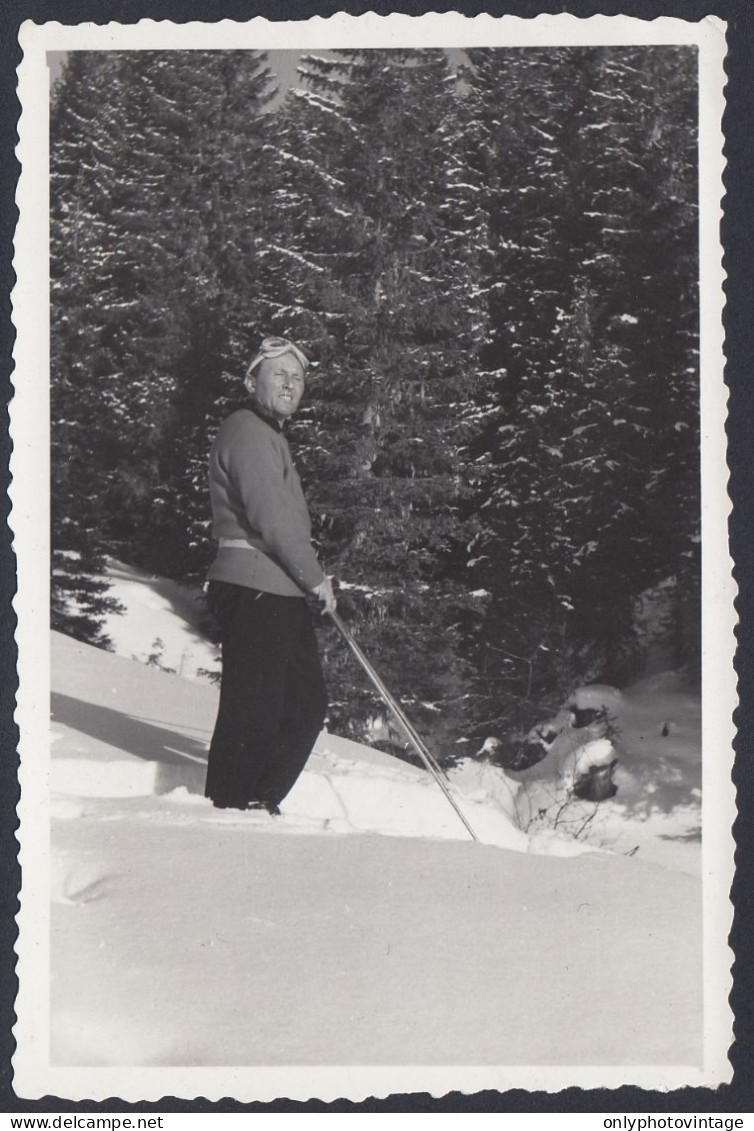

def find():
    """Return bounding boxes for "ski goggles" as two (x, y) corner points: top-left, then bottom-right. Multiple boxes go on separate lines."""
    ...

(245, 336), (310, 378)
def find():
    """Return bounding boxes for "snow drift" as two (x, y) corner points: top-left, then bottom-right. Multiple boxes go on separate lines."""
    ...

(47, 630), (704, 1073)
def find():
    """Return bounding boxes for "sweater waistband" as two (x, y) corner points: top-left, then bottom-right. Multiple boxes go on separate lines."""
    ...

(219, 537), (253, 550)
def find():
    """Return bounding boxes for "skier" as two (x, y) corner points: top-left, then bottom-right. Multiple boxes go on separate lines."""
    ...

(204, 336), (335, 814)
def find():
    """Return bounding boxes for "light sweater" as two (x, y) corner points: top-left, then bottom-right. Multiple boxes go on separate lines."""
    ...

(207, 406), (325, 597)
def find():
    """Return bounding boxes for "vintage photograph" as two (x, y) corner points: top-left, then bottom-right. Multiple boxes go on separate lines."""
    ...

(10, 12), (733, 1101)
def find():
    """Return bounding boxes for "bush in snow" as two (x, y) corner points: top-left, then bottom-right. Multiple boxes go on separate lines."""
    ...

(491, 689), (624, 840)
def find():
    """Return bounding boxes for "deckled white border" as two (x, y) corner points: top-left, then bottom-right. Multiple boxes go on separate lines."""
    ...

(11, 11), (733, 1102)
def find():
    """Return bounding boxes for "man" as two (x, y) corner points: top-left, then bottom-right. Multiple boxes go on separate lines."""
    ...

(204, 336), (335, 814)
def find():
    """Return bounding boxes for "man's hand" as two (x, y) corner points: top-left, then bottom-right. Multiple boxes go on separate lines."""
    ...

(311, 575), (336, 614)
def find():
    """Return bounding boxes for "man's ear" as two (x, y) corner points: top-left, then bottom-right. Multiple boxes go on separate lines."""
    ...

(243, 374), (255, 396)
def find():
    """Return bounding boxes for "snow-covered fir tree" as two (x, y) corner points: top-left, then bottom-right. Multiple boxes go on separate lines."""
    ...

(262, 50), (489, 755)
(50, 52), (133, 643)
(458, 46), (699, 747)
(51, 51), (278, 638)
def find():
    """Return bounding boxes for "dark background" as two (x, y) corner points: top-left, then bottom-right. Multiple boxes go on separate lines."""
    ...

(2, 0), (752, 1114)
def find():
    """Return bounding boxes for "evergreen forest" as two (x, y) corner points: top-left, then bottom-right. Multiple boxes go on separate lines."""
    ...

(50, 46), (700, 763)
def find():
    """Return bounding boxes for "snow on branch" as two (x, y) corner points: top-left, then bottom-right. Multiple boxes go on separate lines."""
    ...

(264, 243), (328, 275)
(289, 88), (361, 137)
(261, 144), (346, 190)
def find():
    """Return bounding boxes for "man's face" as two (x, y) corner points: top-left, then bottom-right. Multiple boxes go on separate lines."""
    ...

(248, 353), (306, 423)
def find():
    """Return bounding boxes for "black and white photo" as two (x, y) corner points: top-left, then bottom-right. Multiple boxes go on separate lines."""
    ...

(10, 11), (733, 1102)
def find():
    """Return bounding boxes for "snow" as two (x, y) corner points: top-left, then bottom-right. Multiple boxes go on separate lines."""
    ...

(100, 559), (219, 682)
(267, 242), (328, 274)
(51, 806), (701, 1072)
(39, 569), (712, 1083)
(48, 627), (703, 1073)
(513, 674), (702, 876)
(570, 683), (624, 711)
(52, 630), (528, 850)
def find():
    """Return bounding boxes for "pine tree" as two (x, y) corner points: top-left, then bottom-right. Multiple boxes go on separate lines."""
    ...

(50, 52), (130, 643)
(460, 46), (699, 741)
(263, 50), (488, 756)
(50, 50), (278, 639)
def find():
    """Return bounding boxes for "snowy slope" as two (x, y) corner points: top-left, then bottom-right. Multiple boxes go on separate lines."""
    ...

(51, 632), (527, 850)
(48, 632), (704, 1073)
(52, 806), (701, 1070)
(99, 559), (220, 682)
(90, 559), (701, 870)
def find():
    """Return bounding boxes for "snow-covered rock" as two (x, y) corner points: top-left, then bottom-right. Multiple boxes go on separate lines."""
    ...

(569, 683), (623, 711)
(572, 737), (616, 778)
(510, 673), (701, 874)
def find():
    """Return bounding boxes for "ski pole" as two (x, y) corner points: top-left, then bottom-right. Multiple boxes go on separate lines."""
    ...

(327, 609), (479, 843)
(327, 611), (445, 778)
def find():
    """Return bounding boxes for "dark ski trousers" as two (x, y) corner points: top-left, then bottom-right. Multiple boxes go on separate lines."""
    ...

(204, 580), (328, 810)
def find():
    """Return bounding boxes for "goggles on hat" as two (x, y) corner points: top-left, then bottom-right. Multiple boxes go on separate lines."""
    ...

(245, 336), (310, 379)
